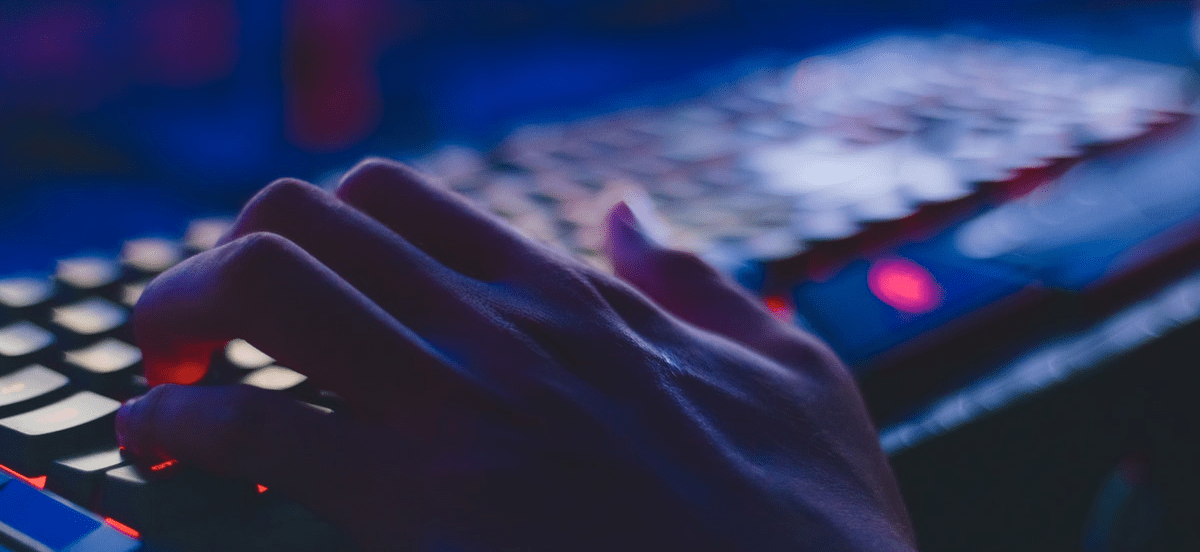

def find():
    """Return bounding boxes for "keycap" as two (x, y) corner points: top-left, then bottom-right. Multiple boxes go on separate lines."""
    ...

(55, 258), (121, 298)
(241, 366), (309, 395)
(50, 298), (128, 345)
(47, 448), (127, 507)
(0, 323), (57, 373)
(224, 339), (273, 370)
(0, 365), (71, 418)
(120, 238), (182, 276)
(62, 339), (141, 398)
(183, 218), (233, 254)
(0, 278), (55, 324)
(100, 465), (255, 533)
(119, 282), (147, 309)
(0, 477), (139, 552)
(0, 391), (121, 474)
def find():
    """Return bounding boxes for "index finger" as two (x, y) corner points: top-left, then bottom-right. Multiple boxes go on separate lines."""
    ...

(134, 232), (480, 416)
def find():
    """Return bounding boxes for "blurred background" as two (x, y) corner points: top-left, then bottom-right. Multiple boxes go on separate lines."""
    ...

(0, 0), (1196, 272)
(4, 1), (1200, 551)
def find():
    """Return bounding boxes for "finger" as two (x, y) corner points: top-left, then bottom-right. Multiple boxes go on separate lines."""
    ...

(134, 232), (474, 414)
(215, 179), (493, 340)
(334, 157), (552, 281)
(116, 384), (418, 550)
(604, 202), (784, 348)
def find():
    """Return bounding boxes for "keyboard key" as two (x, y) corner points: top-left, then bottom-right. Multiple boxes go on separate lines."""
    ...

(0, 476), (102, 550)
(0, 322), (57, 373)
(183, 218), (233, 254)
(0, 365), (71, 418)
(48, 448), (127, 507)
(120, 238), (182, 276)
(0, 391), (121, 474)
(62, 339), (141, 398)
(55, 257), (121, 297)
(50, 298), (129, 345)
(100, 464), (255, 533)
(62, 525), (142, 552)
(119, 282), (148, 309)
(0, 277), (55, 323)
(0, 477), (140, 552)
(241, 366), (309, 395)
(224, 339), (273, 370)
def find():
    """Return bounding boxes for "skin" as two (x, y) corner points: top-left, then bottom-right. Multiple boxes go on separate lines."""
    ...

(116, 158), (917, 552)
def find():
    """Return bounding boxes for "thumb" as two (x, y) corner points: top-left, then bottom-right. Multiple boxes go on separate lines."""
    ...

(604, 202), (781, 348)
(117, 384), (418, 551)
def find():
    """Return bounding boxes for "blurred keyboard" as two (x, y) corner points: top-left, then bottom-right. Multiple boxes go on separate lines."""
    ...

(400, 34), (1199, 422)
(2, 33), (1199, 551)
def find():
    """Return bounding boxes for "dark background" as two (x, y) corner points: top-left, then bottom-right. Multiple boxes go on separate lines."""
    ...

(4, 2), (1200, 551)
(0, 0), (1196, 274)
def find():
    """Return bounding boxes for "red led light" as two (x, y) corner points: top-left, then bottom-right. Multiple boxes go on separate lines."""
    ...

(0, 463), (46, 489)
(104, 517), (140, 539)
(256, 484), (268, 494)
(867, 258), (944, 314)
(149, 459), (178, 472)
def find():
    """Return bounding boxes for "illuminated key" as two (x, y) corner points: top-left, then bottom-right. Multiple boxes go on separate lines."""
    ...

(183, 218), (233, 254)
(0, 277), (55, 322)
(48, 447), (128, 506)
(0, 365), (71, 418)
(120, 281), (149, 308)
(56, 257), (121, 296)
(224, 339), (273, 370)
(0, 391), (121, 474)
(121, 238), (183, 275)
(0, 321), (57, 371)
(241, 366), (308, 394)
(51, 298), (129, 344)
(63, 339), (142, 397)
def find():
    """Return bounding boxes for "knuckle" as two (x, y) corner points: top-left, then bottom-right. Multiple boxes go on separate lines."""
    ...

(227, 232), (294, 271)
(334, 157), (422, 200)
(248, 178), (322, 213)
(775, 330), (853, 381)
(225, 179), (321, 242)
(220, 232), (298, 293)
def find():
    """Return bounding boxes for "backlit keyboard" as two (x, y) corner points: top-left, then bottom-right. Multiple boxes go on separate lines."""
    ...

(1, 34), (1197, 551)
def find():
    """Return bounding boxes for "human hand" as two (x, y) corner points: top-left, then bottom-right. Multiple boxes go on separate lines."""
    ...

(117, 158), (916, 551)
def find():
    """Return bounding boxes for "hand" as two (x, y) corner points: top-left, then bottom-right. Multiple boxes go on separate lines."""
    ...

(117, 158), (916, 551)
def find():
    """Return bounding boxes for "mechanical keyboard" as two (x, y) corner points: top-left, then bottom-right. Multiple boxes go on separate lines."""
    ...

(1, 33), (1198, 551)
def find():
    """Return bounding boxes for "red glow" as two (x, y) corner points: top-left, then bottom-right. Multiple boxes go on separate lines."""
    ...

(867, 258), (943, 314)
(0, 463), (47, 489)
(149, 357), (209, 386)
(256, 484), (268, 494)
(104, 518), (140, 539)
(149, 459), (178, 472)
(763, 296), (792, 320)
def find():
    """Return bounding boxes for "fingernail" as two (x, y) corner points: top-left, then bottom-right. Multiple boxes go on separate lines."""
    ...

(612, 201), (643, 231)
(610, 201), (653, 248)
